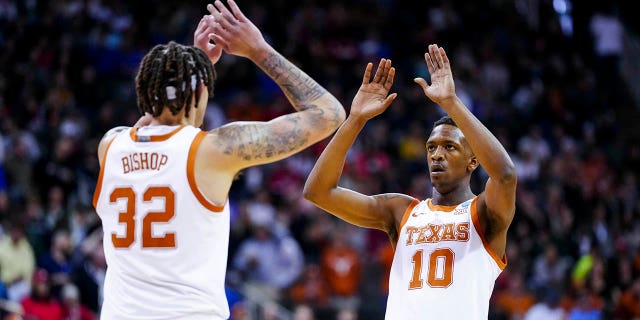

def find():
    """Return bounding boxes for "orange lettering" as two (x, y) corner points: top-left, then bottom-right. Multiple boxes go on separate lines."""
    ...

(441, 223), (456, 241)
(159, 155), (168, 170)
(140, 152), (149, 170)
(122, 157), (130, 174)
(132, 153), (140, 171)
(427, 248), (454, 287)
(108, 186), (177, 249)
(426, 224), (442, 243)
(415, 226), (429, 244)
(142, 186), (176, 248)
(405, 226), (419, 245)
(150, 153), (158, 169)
(456, 223), (469, 241)
(409, 250), (424, 290)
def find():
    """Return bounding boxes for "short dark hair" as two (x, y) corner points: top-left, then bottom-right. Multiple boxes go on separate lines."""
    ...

(433, 116), (457, 128)
(135, 41), (216, 118)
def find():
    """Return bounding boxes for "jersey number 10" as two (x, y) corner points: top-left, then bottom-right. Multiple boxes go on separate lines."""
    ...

(110, 186), (176, 249)
(409, 248), (454, 289)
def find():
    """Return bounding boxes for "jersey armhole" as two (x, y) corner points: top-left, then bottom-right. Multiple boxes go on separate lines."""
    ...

(470, 197), (508, 270)
(395, 198), (420, 243)
(187, 131), (226, 213)
(92, 136), (117, 208)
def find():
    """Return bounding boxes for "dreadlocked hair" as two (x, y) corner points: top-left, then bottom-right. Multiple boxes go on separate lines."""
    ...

(135, 41), (216, 118)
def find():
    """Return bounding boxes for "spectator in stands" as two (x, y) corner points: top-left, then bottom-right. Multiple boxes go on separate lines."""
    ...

(495, 272), (536, 318)
(289, 264), (330, 308)
(233, 210), (304, 302)
(60, 283), (94, 320)
(524, 287), (566, 320)
(0, 221), (35, 302)
(320, 229), (361, 311)
(37, 230), (73, 294)
(614, 278), (640, 319)
(20, 269), (63, 320)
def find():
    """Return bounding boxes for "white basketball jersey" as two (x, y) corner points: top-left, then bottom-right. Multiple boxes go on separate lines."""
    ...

(385, 197), (506, 319)
(94, 125), (230, 320)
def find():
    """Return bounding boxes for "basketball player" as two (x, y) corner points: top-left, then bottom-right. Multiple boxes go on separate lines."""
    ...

(303, 44), (517, 319)
(93, 0), (346, 318)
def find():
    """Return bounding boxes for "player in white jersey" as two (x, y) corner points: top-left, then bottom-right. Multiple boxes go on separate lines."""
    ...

(304, 44), (517, 319)
(93, 1), (346, 318)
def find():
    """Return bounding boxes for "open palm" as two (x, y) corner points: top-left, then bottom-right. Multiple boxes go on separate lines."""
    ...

(415, 44), (456, 105)
(350, 59), (397, 120)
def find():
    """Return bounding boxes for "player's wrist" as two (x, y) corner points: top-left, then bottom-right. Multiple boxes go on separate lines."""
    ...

(246, 40), (273, 62)
(346, 113), (369, 126)
(434, 95), (461, 109)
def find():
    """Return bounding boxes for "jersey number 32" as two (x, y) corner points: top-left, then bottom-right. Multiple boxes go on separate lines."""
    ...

(109, 186), (176, 249)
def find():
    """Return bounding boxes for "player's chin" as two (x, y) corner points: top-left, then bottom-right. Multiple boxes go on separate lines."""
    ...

(429, 171), (446, 180)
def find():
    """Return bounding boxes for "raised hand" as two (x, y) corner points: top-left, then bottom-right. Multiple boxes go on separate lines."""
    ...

(194, 15), (223, 64)
(414, 44), (456, 106)
(205, 0), (269, 60)
(350, 58), (397, 120)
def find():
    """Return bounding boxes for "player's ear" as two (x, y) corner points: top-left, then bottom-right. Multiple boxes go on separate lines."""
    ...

(467, 156), (479, 172)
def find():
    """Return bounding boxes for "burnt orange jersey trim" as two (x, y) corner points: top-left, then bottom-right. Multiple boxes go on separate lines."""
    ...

(397, 198), (420, 237)
(93, 137), (117, 208)
(187, 131), (225, 212)
(470, 197), (507, 270)
(427, 199), (459, 212)
(130, 125), (185, 142)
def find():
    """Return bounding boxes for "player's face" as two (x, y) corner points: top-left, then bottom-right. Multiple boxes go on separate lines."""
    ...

(426, 124), (475, 189)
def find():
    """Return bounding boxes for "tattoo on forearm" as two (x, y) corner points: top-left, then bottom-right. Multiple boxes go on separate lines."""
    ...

(261, 52), (326, 103)
(214, 119), (310, 161)
(301, 104), (342, 130)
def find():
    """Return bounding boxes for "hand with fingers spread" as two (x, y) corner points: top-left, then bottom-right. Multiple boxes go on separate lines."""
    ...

(350, 58), (398, 120)
(205, 0), (269, 60)
(194, 15), (224, 64)
(414, 44), (456, 106)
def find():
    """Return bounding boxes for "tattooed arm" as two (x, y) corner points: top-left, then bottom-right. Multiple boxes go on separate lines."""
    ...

(189, 1), (345, 205)
(303, 60), (414, 241)
(199, 0), (345, 169)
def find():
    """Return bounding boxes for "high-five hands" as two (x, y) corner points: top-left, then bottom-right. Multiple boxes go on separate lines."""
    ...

(204, 0), (269, 60)
(350, 58), (397, 120)
(414, 44), (457, 106)
(194, 15), (224, 64)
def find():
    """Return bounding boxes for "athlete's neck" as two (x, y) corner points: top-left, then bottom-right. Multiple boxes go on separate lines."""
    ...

(431, 184), (475, 206)
(149, 108), (195, 127)
(149, 117), (192, 126)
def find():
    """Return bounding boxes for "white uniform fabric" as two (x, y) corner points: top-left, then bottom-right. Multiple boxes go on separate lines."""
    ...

(385, 197), (506, 319)
(94, 125), (230, 320)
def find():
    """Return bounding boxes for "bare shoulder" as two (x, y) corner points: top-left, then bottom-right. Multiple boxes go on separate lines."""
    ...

(97, 126), (129, 165)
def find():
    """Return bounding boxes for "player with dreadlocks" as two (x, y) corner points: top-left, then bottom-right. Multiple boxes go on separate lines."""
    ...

(92, 1), (345, 319)
(135, 41), (216, 120)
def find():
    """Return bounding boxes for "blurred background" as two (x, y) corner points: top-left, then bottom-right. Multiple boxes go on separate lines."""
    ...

(0, 0), (639, 319)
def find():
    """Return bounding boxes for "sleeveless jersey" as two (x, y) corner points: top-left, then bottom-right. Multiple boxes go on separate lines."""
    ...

(93, 125), (230, 320)
(385, 197), (506, 319)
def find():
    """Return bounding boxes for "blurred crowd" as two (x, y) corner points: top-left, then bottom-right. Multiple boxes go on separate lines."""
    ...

(0, 0), (638, 319)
